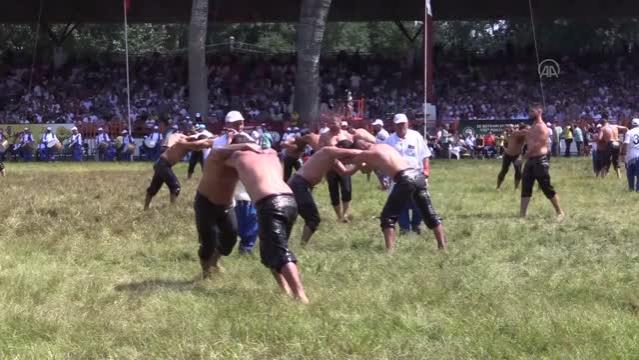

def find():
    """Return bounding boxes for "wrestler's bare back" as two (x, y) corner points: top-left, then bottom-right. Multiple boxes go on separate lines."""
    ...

(355, 144), (408, 178)
(226, 149), (292, 202)
(525, 122), (549, 157)
(297, 147), (361, 185)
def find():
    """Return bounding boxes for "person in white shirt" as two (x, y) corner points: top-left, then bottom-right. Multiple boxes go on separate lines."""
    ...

(145, 125), (164, 161)
(212, 111), (254, 150)
(40, 127), (58, 162)
(117, 129), (134, 162)
(96, 127), (111, 161)
(622, 118), (639, 192)
(70, 127), (83, 161)
(384, 114), (431, 235)
(372, 119), (389, 143)
(20, 127), (35, 162)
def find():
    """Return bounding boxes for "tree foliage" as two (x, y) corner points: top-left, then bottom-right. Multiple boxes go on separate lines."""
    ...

(2, 19), (639, 61)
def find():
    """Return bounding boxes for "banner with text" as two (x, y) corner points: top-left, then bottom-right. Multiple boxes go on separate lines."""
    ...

(459, 119), (525, 136)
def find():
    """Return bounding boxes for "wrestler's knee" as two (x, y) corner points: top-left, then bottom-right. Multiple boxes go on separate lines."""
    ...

(146, 186), (160, 197)
(380, 215), (398, 229)
(260, 241), (297, 272)
(541, 185), (556, 199)
(198, 242), (216, 261)
(423, 214), (443, 229)
(306, 214), (320, 233)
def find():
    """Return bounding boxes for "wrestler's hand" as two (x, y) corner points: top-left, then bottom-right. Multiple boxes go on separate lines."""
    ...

(242, 143), (262, 153)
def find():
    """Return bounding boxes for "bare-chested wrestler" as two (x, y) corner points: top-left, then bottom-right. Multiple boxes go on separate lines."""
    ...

(196, 136), (309, 303)
(281, 129), (320, 182)
(497, 123), (529, 190)
(318, 115), (355, 222)
(520, 104), (564, 218)
(227, 137), (309, 303)
(597, 117), (628, 178)
(288, 146), (362, 245)
(144, 133), (214, 210)
(338, 140), (447, 253)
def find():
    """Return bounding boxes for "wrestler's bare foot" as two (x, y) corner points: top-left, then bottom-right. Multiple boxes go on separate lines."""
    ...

(296, 293), (310, 304)
(556, 211), (565, 221)
(278, 263), (309, 304)
(272, 270), (293, 296)
(433, 225), (447, 250)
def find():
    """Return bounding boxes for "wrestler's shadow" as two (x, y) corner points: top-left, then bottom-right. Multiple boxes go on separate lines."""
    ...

(114, 278), (256, 298)
(450, 212), (517, 220)
(114, 278), (198, 293)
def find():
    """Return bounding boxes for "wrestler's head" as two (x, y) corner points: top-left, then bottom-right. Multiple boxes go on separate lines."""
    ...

(528, 103), (543, 120)
(231, 134), (256, 145)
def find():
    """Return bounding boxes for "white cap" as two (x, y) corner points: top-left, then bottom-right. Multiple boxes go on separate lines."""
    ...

(393, 114), (408, 124)
(153, 125), (159, 130)
(372, 119), (384, 127)
(546, 122), (552, 127)
(98, 127), (104, 131)
(225, 110), (244, 123)
(121, 129), (128, 134)
(596, 124), (602, 128)
(195, 112), (201, 117)
(24, 127), (29, 131)
(632, 118), (639, 126)
(46, 127), (52, 131)
(340, 121), (348, 127)
(71, 127), (78, 131)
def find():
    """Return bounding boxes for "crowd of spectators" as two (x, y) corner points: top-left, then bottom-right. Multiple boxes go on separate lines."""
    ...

(2, 51), (639, 128)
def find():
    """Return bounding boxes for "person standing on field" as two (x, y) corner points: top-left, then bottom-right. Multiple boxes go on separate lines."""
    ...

(520, 104), (564, 218)
(622, 118), (639, 192)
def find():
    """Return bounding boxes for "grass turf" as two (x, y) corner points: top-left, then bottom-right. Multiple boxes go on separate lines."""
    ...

(0, 158), (638, 359)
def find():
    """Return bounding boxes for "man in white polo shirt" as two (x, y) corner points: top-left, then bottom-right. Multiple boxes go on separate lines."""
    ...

(211, 112), (259, 252)
(372, 119), (389, 144)
(622, 118), (639, 192)
(213, 111), (254, 149)
(385, 114), (431, 235)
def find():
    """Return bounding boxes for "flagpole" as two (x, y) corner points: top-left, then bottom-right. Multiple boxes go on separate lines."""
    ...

(124, 0), (132, 134)
(423, 0), (430, 139)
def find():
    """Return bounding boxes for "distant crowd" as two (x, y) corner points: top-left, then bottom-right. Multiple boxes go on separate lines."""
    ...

(3, 52), (639, 129)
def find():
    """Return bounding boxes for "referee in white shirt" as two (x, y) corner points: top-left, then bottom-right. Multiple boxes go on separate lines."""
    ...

(622, 118), (639, 192)
(384, 114), (431, 235)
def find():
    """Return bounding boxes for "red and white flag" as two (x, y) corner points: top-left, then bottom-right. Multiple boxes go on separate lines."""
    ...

(426, 0), (432, 16)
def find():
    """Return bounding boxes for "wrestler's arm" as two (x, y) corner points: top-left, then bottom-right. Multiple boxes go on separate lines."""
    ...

(209, 143), (261, 160)
(182, 138), (214, 151)
(353, 129), (376, 144)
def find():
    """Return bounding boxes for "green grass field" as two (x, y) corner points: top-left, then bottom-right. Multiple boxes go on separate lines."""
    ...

(1, 158), (638, 359)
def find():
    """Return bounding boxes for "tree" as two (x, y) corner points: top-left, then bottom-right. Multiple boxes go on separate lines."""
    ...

(188, 0), (209, 120)
(294, 0), (333, 128)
